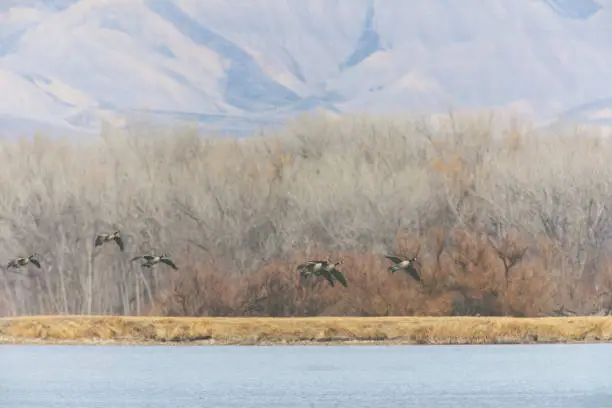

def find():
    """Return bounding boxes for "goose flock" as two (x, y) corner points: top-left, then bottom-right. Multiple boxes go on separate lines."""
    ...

(4, 230), (424, 290)
(296, 247), (423, 288)
(4, 230), (179, 274)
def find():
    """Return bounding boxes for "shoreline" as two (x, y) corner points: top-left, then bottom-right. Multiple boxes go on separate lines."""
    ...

(1, 315), (612, 346)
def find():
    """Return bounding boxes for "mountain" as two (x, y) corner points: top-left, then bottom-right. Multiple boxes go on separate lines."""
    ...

(0, 0), (611, 136)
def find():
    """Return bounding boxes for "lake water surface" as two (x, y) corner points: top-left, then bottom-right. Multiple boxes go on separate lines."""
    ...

(1, 343), (611, 407)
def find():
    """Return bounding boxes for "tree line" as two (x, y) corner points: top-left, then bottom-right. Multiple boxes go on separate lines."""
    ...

(1, 112), (611, 317)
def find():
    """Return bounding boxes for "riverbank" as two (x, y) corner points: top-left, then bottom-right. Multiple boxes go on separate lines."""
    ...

(2, 315), (612, 346)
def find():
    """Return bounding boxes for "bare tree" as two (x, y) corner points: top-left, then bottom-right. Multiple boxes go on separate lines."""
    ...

(0, 112), (610, 317)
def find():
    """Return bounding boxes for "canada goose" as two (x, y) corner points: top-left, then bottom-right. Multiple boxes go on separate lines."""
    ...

(7, 254), (41, 269)
(385, 252), (422, 283)
(296, 259), (348, 287)
(131, 253), (178, 270)
(94, 230), (124, 251)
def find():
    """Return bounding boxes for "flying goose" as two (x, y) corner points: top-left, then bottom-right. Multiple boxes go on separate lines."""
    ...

(94, 230), (125, 251)
(131, 253), (178, 270)
(296, 259), (348, 287)
(384, 252), (422, 283)
(7, 254), (41, 269)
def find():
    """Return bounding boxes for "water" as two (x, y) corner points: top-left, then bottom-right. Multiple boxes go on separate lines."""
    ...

(1, 344), (611, 407)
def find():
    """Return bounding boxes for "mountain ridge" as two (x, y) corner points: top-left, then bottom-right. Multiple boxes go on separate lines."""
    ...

(0, 0), (611, 136)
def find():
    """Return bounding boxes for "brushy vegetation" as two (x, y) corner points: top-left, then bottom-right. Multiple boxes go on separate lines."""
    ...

(1, 111), (612, 318)
(2, 316), (612, 345)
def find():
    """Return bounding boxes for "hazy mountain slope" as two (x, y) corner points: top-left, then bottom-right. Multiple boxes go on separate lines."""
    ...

(0, 0), (611, 136)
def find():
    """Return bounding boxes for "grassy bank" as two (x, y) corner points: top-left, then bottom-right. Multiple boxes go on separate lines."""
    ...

(1, 316), (612, 346)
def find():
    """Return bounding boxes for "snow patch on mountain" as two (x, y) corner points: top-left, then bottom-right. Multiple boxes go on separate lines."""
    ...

(0, 0), (611, 136)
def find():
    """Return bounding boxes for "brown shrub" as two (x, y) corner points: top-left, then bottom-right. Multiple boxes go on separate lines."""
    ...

(145, 226), (562, 318)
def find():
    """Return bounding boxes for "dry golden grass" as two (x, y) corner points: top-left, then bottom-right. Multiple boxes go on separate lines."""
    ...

(1, 315), (612, 345)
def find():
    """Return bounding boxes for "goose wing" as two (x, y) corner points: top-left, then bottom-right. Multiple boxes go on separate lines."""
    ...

(330, 269), (348, 287)
(114, 236), (125, 251)
(132, 255), (155, 262)
(160, 257), (178, 270)
(321, 270), (335, 287)
(296, 260), (320, 270)
(94, 235), (105, 247)
(384, 254), (405, 264)
(405, 265), (421, 282)
(29, 258), (41, 268)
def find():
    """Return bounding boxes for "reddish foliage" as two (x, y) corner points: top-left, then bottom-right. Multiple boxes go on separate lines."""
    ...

(151, 227), (578, 317)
